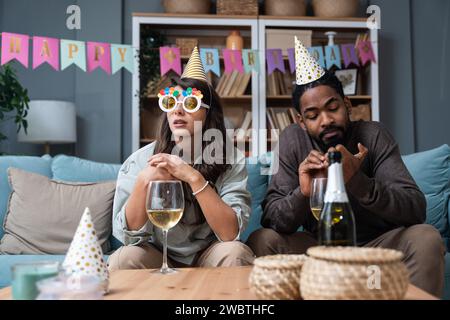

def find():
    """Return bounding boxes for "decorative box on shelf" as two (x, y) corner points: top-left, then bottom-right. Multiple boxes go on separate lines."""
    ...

(176, 38), (199, 56)
(216, 0), (258, 16)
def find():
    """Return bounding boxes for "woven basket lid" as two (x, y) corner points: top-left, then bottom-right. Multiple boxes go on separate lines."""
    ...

(253, 254), (307, 269)
(306, 246), (404, 264)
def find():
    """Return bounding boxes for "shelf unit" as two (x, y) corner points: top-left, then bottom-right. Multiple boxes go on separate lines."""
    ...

(132, 13), (259, 155)
(132, 14), (379, 157)
(258, 16), (379, 154)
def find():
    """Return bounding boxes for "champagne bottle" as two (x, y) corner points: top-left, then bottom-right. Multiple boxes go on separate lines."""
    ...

(318, 151), (357, 246)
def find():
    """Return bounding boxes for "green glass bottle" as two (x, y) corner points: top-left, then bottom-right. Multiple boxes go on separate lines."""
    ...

(318, 151), (357, 246)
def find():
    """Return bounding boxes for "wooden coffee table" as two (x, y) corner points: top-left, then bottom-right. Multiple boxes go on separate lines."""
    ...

(0, 266), (437, 300)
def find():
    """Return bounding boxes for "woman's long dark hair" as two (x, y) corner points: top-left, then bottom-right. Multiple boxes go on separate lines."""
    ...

(155, 77), (232, 184)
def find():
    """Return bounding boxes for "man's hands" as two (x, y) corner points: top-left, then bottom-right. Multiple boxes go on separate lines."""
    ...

(299, 150), (328, 197)
(299, 143), (368, 197)
(334, 143), (368, 183)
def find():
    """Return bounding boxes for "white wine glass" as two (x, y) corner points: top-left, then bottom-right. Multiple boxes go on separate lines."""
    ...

(146, 180), (184, 274)
(310, 178), (327, 221)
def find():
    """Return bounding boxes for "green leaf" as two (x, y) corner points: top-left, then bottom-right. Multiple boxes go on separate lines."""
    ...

(0, 64), (30, 142)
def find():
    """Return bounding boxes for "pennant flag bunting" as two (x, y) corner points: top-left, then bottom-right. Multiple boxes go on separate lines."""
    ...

(242, 49), (259, 73)
(341, 43), (360, 68)
(287, 48), (295, 74)
(87, 42), (111, 74)
(325, 45), (342, 69)
(111, 44), (134, 74)
(357, 40), (376, 66)
(266, 49), (285, 74)
(307, 46), (326, 69)
(159, 46), (181, 76)
(1, 32), (30, 67)
(0, 31), (377, 77)
(223, 49), (244, 74)
(200, 48), (220, 77)
(60, 39), (86, 71)
(33, 36), (59, 70)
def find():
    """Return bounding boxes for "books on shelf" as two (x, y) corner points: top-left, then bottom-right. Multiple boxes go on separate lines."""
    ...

(215, 72), (229, 96)
(222, 71), (239, 97)
(215, 71), (251, 97)
(266, 107), (298, 134)
(235, 111), (252, 141)
(266, 70), (294, 97)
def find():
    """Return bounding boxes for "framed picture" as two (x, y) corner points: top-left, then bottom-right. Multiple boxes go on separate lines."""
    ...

(335, 69), (358, 96)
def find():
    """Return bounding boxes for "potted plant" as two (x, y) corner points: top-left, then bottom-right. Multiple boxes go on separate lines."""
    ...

(0, 64), (30, 151)
(139, 27), (166, 99)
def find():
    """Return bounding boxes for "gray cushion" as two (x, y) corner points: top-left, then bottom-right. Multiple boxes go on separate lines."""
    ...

(0, 168), (115, 255)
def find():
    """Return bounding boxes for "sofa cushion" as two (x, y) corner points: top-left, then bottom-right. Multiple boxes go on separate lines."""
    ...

(402, 144), (450, 237)
(52, 154), (121, 182)
(51, 155), (123, 250)
(0, 168), (115, 255)
(0, 155), (52, 240)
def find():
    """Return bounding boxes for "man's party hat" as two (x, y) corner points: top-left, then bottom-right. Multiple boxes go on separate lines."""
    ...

(63, 207), (109, 293)
(181, 46), (208, 83)
(295, 36), (325, 85)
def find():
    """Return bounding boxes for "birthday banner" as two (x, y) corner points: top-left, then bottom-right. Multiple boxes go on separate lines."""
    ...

(159, 43), (375, 77)
(0, 32), (135, 74)
(0, 31), (376, 76)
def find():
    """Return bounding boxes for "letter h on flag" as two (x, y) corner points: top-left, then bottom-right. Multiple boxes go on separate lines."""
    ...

(1, 32), (30, 67)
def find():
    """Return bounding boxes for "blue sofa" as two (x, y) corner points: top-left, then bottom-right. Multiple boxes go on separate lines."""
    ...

(1, 145), (449, 299)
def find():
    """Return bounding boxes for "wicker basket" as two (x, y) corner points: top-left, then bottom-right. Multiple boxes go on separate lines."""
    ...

(249, 254), (307, 300)
(163, 0), (211, 14)
(265, 0), (306, 16)
(312, 0), (359, 18)
(217, 0), (258, 16)
(300, 246), (409, 300)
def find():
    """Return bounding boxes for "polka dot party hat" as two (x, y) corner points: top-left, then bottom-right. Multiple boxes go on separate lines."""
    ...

(63, 207), (109, 293)
(295, 36), (325, 85)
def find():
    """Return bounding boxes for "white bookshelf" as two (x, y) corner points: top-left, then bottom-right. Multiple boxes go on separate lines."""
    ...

(131, 14), (379, 157)
(258, 16), (379, 154)
(131, 13), (259, 155)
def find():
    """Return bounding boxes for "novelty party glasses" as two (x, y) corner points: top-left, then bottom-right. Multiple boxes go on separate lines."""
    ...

(158, 87), (210, 113)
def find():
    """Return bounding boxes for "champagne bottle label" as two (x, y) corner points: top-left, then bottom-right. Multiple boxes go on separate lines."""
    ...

(324, 162), (349, 203)
(319, 151), (356, 246)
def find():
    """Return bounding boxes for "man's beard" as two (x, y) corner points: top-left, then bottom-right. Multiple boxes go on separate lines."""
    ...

(314, 125), (346, 151)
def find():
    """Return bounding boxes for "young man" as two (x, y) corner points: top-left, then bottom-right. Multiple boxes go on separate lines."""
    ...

(246, 37), (445, 297)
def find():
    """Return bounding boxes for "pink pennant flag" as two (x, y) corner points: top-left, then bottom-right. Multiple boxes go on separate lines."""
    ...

(223, 49), (244, 74)
(357, 41), (376, 66)
(33, 36), (60, 70)
(159, 47), (181, 76)
(87, 42), (111, 74)
(1, 32), (29, 67)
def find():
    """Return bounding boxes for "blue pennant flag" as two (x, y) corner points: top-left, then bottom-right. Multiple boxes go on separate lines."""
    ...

(200, 48), (220, 77)
(111, 44), (134, 74)
(242, 49), (259, 73)
(307, 46), (326, 69)
(60, 39), (86, 71)
(325, 45), (342, 69)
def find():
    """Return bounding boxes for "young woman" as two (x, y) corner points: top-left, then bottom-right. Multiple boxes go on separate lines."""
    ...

(108, 50), (254, 270)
